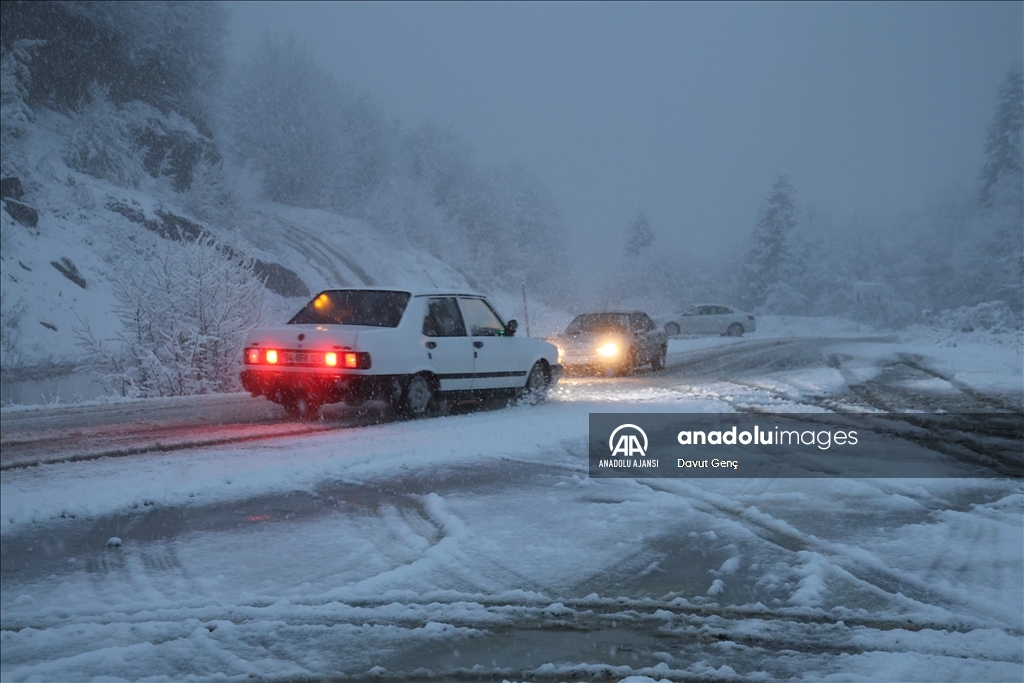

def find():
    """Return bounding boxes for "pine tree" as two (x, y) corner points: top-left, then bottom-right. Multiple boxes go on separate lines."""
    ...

(625, 210), (654, 256)
(979, 67), (1023, 211)
(743, 175), (797, 309)
(971, 67), (1024, 312)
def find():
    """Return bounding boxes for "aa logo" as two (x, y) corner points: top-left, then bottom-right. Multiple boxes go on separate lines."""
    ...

(609, 424), (648, 458)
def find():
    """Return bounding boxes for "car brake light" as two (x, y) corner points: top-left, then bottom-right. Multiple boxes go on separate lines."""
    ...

(341, 352), (371, 369)
(325, 352), (338, 367)
(266, 349), (279, 364)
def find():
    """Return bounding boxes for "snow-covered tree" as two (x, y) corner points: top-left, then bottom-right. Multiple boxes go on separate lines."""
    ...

(220, 31), (572, 299)
(58, 63), (220, 195)
(743, 175), (797, 310)
(224, 33), (390, 212)
(400, 122), (479, 236)
(970, 67), (1024, 312)
(79, 237), (265, 397)
(979, 67), (1023, 211)
(491, 163), (569, 295)
(63, 83), (147, 188)
(624, 210), (654, 257)
(0, 288), (27, 368)
(178, 155), (234, 221)
(0, 39), (42, 148)
(56, 1), (226, 119)
(3, 1), (225, 122)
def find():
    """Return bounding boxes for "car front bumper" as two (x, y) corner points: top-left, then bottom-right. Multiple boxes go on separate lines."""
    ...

(559, 350), (631, 374)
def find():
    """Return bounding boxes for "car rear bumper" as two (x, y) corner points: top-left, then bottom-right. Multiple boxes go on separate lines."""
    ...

(240, 369), (397, 404)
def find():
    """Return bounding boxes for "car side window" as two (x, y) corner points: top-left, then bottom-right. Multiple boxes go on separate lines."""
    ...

(459, 298), (506, 336)
(423, 298), (467, 337)
(714, 306), (732, 315)
(630, 313), (651, 332)
(697, 306), (715, 315)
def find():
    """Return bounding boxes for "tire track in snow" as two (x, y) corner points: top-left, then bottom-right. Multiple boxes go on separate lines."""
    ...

(280, 223), (376, 286)
(636, 478), (1023, 632)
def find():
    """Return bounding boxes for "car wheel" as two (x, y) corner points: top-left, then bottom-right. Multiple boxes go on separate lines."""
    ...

(651, 344), (667, 371)
(519, 362), (550, 404)
(726, 323), (744, 337)
(399, 373), (434, 418)
(665, 322), (680, 336)
(283, 395), (320, 420)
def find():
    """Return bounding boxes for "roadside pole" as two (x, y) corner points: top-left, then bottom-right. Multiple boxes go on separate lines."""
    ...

(521, 282), (531, 337)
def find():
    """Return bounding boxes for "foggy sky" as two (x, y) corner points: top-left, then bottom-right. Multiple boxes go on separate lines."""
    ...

(227, 2), (1022, 258)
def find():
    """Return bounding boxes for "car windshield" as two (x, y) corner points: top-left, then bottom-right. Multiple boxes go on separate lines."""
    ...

(288, 290), (411, 327)
(565, 313), (628, 334)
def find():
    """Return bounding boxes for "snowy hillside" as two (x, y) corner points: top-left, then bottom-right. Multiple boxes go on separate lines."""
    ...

(0, 110), (487, 374)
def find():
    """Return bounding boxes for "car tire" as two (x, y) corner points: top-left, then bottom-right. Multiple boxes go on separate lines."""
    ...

(283, 395), (320, 420)
(651, 344), (667, 371)
(665, 322), (680, 336)
(519, 361), (550, 404)
(399, 373), (434, 418)
(726, 323), (744, 337)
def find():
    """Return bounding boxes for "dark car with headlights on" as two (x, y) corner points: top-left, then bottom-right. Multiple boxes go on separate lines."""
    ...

(552, 311), (667, 376)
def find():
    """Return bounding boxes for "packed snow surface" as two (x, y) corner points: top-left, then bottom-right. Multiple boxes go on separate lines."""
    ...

(1, 317), (1021, 681)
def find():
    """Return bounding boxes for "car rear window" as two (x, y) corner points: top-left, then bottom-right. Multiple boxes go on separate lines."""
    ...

(565, 313), (628, 334)
(288, 290), (411, 327)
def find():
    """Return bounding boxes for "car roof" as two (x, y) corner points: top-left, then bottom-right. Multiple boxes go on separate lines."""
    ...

(316, 287), (489, 299)
(573, 310), (649, 316)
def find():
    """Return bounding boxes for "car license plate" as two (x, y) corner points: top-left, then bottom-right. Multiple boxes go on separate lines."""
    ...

(284, 351), (317, 365)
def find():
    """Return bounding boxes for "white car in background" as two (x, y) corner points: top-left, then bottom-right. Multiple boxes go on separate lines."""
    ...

(655, 304), (756, 337)
(241, 288), (561, 419)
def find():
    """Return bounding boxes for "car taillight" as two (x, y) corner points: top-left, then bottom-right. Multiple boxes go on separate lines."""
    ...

(265, 349), (279, 364)
(325, 352), (338, 367)
(343, 352), (371, 369)
(245, 348), (260, 364)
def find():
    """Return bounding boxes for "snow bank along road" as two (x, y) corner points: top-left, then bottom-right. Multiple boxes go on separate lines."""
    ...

(1, 335), (1022, 681)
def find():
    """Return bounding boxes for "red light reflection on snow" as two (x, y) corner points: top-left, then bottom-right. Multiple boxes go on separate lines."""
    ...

(247, 514), (271, 522)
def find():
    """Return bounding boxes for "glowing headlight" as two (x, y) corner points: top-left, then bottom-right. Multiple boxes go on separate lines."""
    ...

(597, 342), (619, 357)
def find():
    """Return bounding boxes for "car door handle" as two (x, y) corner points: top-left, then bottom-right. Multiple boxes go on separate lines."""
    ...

(425, 341), (437, 349)
(473, 341), (484, 348)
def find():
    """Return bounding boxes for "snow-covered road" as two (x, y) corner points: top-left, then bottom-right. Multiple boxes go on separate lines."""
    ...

(1, 329), (1021, 681)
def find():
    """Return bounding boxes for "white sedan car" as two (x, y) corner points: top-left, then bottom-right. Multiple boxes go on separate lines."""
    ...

(655, 304), (756, 337)
(241, 288), (561, 418)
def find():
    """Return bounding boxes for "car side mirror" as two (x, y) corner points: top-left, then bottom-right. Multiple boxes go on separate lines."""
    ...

(506, 319), (518, 337)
